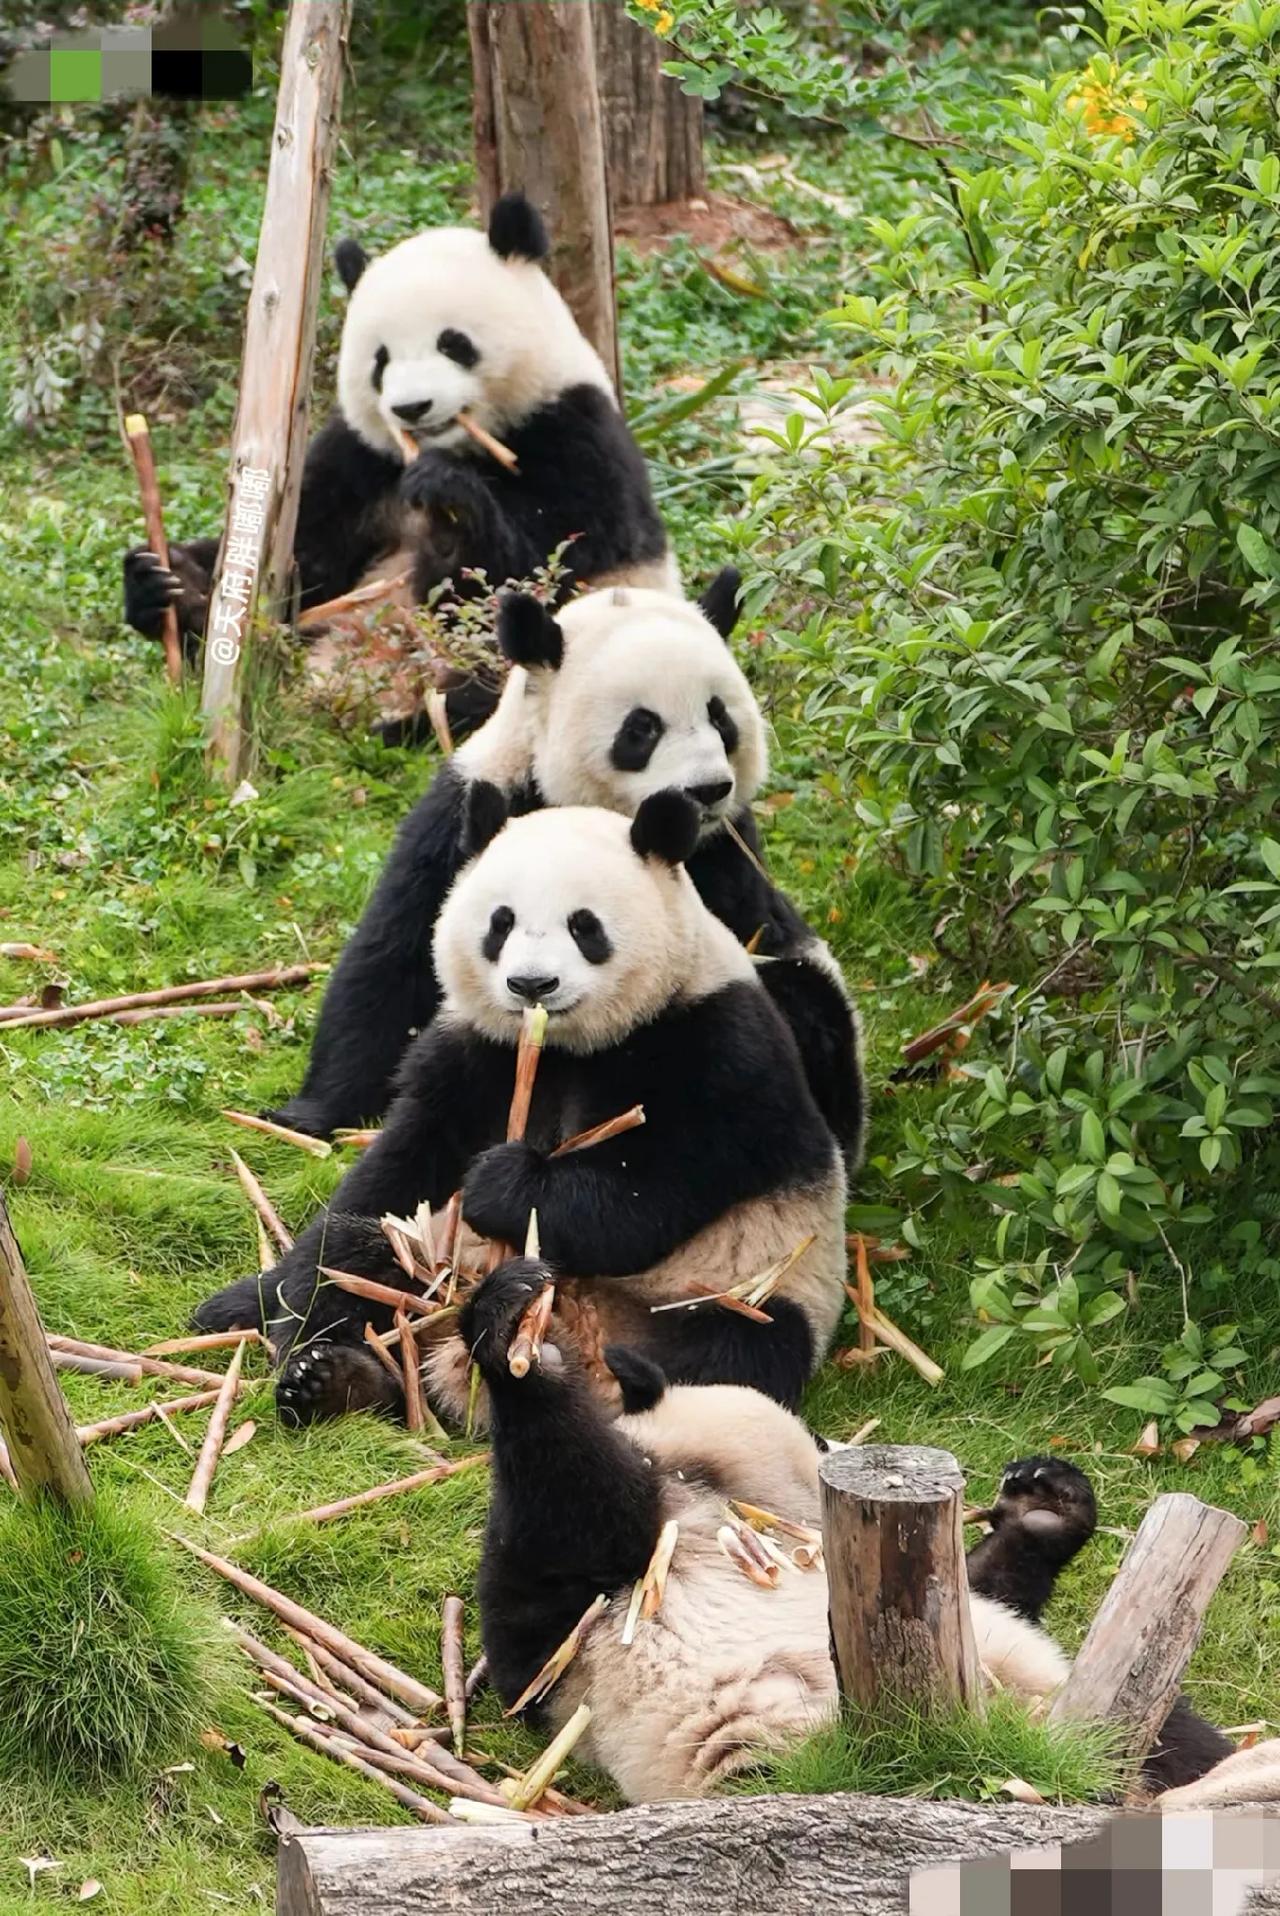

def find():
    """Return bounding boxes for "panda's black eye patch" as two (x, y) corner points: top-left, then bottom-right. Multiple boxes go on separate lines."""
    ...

(568, 909), (613, 965)
(707, 695), (739, 755)
(372, 345), (389, 393)
(438, 328), (480, 370)
(610, 706), (666, 774)
(482, 905), (514, 962)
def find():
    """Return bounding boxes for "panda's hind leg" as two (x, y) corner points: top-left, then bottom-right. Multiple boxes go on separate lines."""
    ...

(964, 1455), (1097, 1622)
(276, 1338), (404, 1428)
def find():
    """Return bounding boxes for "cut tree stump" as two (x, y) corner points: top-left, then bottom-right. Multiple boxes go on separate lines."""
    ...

(0, 1189), (94, 1502)
(1049, 1491), (1246, 1763)
(819, 1443), (981, 1715)
(200, 0), (351, 782)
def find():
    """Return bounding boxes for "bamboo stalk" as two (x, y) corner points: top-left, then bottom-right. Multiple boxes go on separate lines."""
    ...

(124, 412), (183, 683)
(229, 1150), (293, 1253)
(176, 1538), (443, 1714)
(144, 1330), (263, 1357)
(506, 1595), (608, 1716)
(236, 1454), (489, 1536)
(256, 1699), (450, 1823)
(465, 1653), (489, 1703)
(902, 982), (1010, 1066)
(869, 1303), (944, 1388)
(458, 410), (520, 472)
(0, 965), (324, 1032)
(51, 1350), (143, 1383)
(396, 1311), (424, 1433)
(364, 1320), (408, 1386)
(48, 1334), (225, 1389)
(506, 1005), (549, 1143)
(183, 1338), (246, 1514)
(508, 1265), (555, 1380)
(442, 1596), (467, 1754)
(333, 1127), (380, 1149)
(296, 568), (413, 632)
(113, 1002), (244, 1025)
(221, 1110), (332, 1159)
(551, 1104), (646, 1158)
(77, 1389), (223, 1446)
(506, 1703), (592, 1812)
(321, 1732), (508, 1806)
(287, 1629), (423, 1731)
(322, 1268), (428, 1313)
(852, 1233), (875, 1356)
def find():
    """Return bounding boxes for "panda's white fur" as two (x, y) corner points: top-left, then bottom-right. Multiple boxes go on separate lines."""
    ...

(423, 804), (847, 1424)
(456, 587), (768, 844)
(544, 1385), (1069, 1804)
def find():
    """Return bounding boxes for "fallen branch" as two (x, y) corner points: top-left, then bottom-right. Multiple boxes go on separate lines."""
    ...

(506, 1594), (609, 1717)
(257, 1699), (450, 1824)
(125, 412), (183, 683)
(49, 1334), (226, 1389)
(442, 1596), (467, 1754)
(77, 1389), (224, 1446)
(183, 1338), (247, 1515)
(230, 1150), (294, 1254)
(176, 1538), (443, 1714)
(235, 1454), (489, 1537)
(0, 965), (324, 1032)
(222, 1110), (332, 1159)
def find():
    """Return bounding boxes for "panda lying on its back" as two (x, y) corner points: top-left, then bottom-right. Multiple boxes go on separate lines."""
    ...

(267, 578), (866, 1168)
(123, 193), (674, 724)
(464, 1262), (1234, 1805)
(193, 793), (849, 1426)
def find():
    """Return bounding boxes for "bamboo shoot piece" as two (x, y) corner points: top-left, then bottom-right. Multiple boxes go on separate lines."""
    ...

(221, 1110), (332, 1159)
(183, 1337), (246, 1515)
(257, 1699), (450, 1824)
(442, 1595), (467, 1753)
(505, 1704), (593, 1812)
(124, 412), (183, 683)
(506, 1595), (609, 1716)
(77, 1389), (223, 1446)
(229, 1150), (294, 1253)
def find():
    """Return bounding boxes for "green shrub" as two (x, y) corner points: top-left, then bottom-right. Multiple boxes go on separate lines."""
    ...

(730, 0), (1280, 1415)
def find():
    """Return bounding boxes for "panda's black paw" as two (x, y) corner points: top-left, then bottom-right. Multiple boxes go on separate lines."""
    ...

(461, 1140), (546, 1247)
(460, 1258), (552, 1380)
(192, 1271), (272, 1335)
(987, 1456), (1097, 1550)
(124, 545), (181, 639)
(276, 1340), (405, 1428)
(400, 450), (491, 527)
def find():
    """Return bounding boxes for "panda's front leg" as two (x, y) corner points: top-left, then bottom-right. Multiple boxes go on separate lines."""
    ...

(462, 1260), (662, 1713)
(399, 452), (536, 596)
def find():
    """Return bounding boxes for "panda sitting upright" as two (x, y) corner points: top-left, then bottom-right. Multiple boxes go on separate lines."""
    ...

(464, 1261), (1234, 1805)
(193, 793), (849, 1427)
(122, 192), (674, 720)
(266, 578), (866, 1168)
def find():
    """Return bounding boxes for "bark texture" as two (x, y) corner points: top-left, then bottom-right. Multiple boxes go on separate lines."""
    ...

(592, 1), (704, 205)
(0, 1188), (93, 1502)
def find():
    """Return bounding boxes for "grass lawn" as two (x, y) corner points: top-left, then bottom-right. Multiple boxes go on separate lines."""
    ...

(2, 17), (1278, 1913)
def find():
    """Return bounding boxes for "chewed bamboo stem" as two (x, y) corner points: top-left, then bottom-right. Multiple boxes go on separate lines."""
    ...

(485, 1005), (548, 1275)
(506, 1594), (609, 1716)
(48, 1334), (226, 1389)
(551, 1104), (646, 1157)
(145, 1330), (263, 1357)
(505, 1703), (592, 1812)
(296, 568), (413, 632)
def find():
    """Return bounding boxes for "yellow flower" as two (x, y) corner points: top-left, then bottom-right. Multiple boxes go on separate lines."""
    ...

(636, 0), (659, 10)
(1066, 60), (1144, 142)
(655, 6), (675, 30)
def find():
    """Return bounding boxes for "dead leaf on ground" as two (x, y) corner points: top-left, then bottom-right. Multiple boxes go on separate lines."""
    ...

(222, 1420), (257, 1457)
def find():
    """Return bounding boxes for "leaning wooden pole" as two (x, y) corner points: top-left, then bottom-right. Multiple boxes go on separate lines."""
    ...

(819, 1443), (981, 1715)
(0, 1189), (94, 1503)
(200, 0), (352, 783)
(1049, 1492), (1245, 1765)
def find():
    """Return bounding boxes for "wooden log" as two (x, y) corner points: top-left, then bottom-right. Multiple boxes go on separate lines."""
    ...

(124, 412), (184, 684)
(0, 1189), (94, 1502)
(467, 1), (619, 392)
(278, 1795), (1118, 1916)
(200, 0), (351, 781)
(1049, 1492), (1246, 1763)
(818, 1443), (981, 1715)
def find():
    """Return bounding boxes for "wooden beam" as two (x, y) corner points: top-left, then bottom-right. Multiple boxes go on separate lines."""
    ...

(819, 1443), (981, 1715)
(200, 0), (351, 782)
(0, 1189), (94, 1503)
(1049, 1492), (1246, 1764)
(278, 1794), (1112, 1916)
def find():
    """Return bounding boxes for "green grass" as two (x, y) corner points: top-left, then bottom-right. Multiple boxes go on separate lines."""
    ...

(2, 12), (1280, 1912)
(741, 1694), (1126, 1805)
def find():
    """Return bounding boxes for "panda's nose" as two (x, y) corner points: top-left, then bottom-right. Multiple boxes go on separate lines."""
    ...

(686, 779), (732, 809)
(507, 973), (559, 1004)
(392, 398), (434, 424)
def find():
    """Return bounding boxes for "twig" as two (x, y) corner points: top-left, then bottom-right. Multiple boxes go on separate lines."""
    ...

(125, 412), (183, 683)
(174, 1538), (443, 1714)
(221, 1110), (332, 1159)
(112, 1002), (244, 1025)
(256, 1700), (450, 1823)
(296, 568), (413, 632)
(229, 1150), (294, 1253)
(144, 1330), (263, 1357)
(505, 1703), (592, 1812)
(49, 1334), (225, 1388)
(0, 965), (324, 1031)
(183, 1338), (246, 1514)
(442, 1596), (467, 1753)
(234, 1454), (489, 1536)
(77, 1389), (223, 1446)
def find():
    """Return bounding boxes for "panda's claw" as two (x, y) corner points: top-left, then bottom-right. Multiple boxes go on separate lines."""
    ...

(276, 1339), (405, 1428)
(990, 1454), (1097, 1546)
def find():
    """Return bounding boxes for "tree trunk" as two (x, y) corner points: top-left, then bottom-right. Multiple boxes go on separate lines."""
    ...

(200, 0), (352, 783)
(467, 2), (620, 393)
(592, 2), (704, 206)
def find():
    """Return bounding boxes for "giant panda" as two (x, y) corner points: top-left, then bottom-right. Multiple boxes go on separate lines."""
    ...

(122, 192), (675, 728)
(462, 1259), (1235, 1805)
(193, 792), (849, 1426)
(265, 579), (866, 1168)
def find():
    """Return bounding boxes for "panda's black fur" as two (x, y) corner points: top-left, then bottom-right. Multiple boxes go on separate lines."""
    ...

(463, 1259), (1234, 1805)
(264, 578), (866, 1171)
(122, 192), (671, 724)
(193, 791), (849, 1429)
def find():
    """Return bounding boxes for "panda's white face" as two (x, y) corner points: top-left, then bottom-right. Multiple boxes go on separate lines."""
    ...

(434, 806), (752, 1052)
(529, 591), (768, 831)
(337, 229), (612, 459)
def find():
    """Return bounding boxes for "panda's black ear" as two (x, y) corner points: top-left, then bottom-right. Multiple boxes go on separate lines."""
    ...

(334, 238), (369, 293)
(697, 566), (742, 641)
(461, 780), (509, 861)
(488, 192), (550, 263)
(497, 592), (563, 672)
(630, 790), (701, 868)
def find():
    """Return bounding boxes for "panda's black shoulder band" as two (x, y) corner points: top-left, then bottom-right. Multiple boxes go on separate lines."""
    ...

(488, 192), (550, 262)
(631, 790), (701, 867)
(497, 592), (563, 671)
